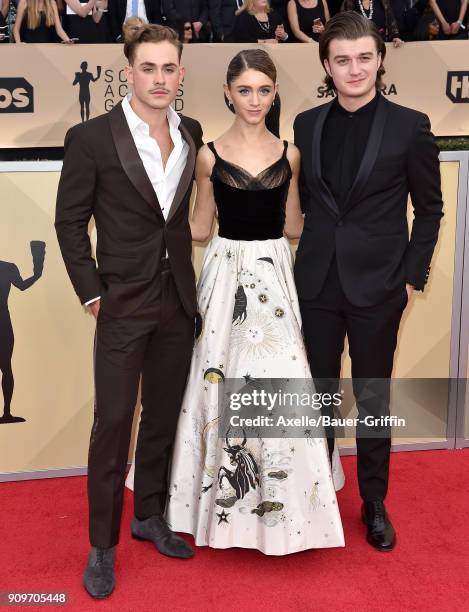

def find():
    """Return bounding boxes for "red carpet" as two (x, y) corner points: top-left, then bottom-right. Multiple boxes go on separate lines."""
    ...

(2, 450), (469, 611)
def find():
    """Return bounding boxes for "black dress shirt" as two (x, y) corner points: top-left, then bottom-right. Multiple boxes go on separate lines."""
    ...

(321, 92), (379, 210)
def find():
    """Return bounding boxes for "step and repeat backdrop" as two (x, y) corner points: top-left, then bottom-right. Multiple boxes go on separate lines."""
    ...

(0, 42), (467, 476)
(0, 41), (469, 147)
(0, 159), (460, 476)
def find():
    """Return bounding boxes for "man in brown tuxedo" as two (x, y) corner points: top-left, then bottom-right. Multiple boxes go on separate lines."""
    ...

(55, 25), (203, 599)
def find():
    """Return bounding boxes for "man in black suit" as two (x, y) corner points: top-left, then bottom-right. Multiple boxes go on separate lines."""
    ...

(294, 12), (443, 551)
(56, 25), (203, 598)
(162, 0), (209, 40)
(108, 0), (164, 41)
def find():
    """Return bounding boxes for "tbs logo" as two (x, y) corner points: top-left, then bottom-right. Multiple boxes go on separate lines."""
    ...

(0, 78), (34, 113)
(446, 72), (469, 103)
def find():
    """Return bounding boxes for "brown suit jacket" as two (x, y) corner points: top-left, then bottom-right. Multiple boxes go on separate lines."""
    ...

(55, 102), (203, 318)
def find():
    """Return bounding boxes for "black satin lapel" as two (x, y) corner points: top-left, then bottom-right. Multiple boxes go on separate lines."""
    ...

(342, 96), (389, 215)
(312, 101), (340, 218)
(108, 103), (163, 217)
(166, 122), (196, 223)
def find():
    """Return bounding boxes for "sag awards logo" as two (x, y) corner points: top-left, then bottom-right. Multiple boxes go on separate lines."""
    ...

(0, 78), (34, 113)
(73, 61), (102, 122)
(72, 64), (185, 118)
(316, 82), (398, 98)
(446, 71), (469, 103)
(0, 241), (46, 425)
(101, 68), (185, 112)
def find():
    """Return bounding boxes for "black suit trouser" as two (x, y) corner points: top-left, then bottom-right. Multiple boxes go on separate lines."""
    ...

(88, 260), (194, 548)
(299, 257), (407, 502)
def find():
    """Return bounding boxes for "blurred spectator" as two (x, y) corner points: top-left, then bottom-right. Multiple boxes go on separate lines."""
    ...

(270, 0), (290, 23)
(175, 17), (194, 40)
(93, 0), (111, 41)
(232, 0), (289, 41)
(122, 14), (145, 41)
(162, 0), (209, 40)
(0, 0), (10, 42)
(429, 0), (467, 38)
(63, 0), (102, 42)
(341, 0), (404, 44)
(209, 0), (239, 41)
(287, 0), (330, 42)
(109, 0), (161, 42)
(413, 11), (440, 37)
(13, 0), (72, 42)
(391, 0), (427, 39)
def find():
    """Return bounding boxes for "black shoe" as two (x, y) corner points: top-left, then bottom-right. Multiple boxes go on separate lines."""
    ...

(83, 546), (115, 599)
(361, 500), (396, 552)
(131, 515), (193, 559)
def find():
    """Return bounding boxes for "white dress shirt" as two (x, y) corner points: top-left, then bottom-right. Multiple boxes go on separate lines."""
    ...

(125, 0), (148, 20)
(85, 94), (189, 305)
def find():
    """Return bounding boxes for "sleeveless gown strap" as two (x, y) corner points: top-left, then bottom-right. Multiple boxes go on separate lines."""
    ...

(207, 141), (219, 159)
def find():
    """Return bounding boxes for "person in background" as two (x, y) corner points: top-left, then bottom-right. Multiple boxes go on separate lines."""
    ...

(429, 0), (467, 38)
(162, 0), (209, 40)
(0, 0), (10, 42)
(122, 13), (145, 41)
(232, 0), (289, 42)
(13, 0), (73, 42)
(270, 0), (293, 35)
(209, 0), (240, 41)
(176, 18), (194, 41)
(413, 11), (440, 38)
(93, 0), (111, 41)
(341, 0), (404, 45)
(63, 0), (101, 42)
(287, 0), (330, 42)
(390, 0), (426, 40)
(109, 0), (162, 42)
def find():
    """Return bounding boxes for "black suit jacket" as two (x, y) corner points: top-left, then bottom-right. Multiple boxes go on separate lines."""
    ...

(162, 0), (208, 26)
(55, 102), (203, 318)
(208, 0), (237, 40)
(109, 0), (163, 41)
(294, 95), (443, 307)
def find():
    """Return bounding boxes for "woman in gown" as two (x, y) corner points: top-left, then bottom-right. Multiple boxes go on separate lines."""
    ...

(13, 0), (73, 43)
(127, 48), (344, 555)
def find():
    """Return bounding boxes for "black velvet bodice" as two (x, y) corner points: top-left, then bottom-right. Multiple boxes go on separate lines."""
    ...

(207, 141), (291, 241)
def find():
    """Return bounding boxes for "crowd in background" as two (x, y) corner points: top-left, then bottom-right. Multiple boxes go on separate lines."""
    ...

(0, 0), (467, 44)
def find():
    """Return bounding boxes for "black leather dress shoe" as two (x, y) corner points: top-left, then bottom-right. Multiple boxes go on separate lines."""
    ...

(83, 546), (115, 599)
(131, 515), (193, 559)
(362, 500), (396, 552)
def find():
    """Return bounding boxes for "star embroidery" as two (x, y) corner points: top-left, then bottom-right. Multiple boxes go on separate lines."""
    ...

(216, 510), (230, 524)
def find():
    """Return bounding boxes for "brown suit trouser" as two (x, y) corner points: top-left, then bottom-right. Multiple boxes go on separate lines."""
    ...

(88, 260), (194, 548)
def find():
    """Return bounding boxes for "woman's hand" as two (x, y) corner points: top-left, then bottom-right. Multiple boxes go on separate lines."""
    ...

(275, 24), (288, 41)
(441, 20), (451, 34)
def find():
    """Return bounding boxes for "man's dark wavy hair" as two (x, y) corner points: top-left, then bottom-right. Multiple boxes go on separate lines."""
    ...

(319, 12), (386, 93)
